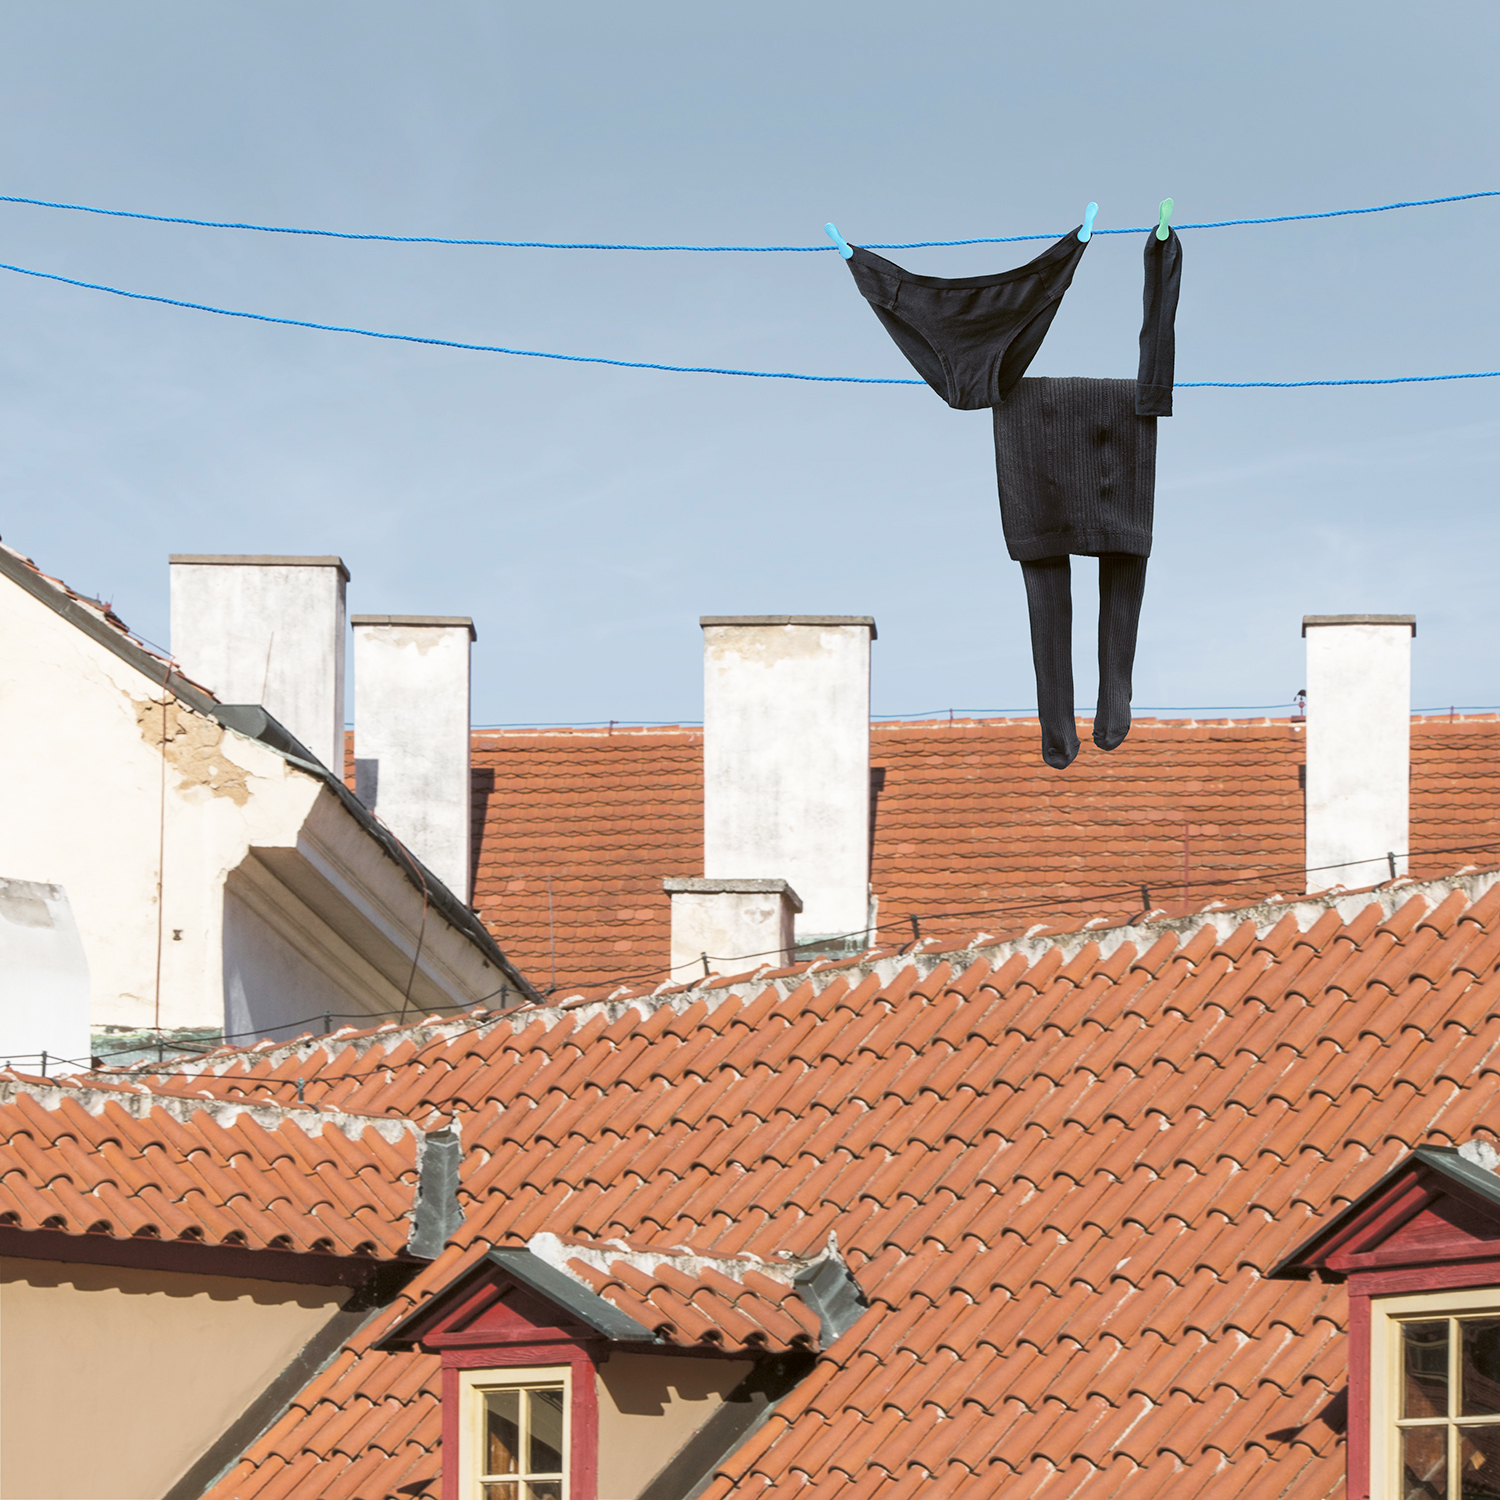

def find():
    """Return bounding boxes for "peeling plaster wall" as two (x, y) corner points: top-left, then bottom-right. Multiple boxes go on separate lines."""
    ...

(0, 1256), (348, 1500)
(0, 576), (320, 1035)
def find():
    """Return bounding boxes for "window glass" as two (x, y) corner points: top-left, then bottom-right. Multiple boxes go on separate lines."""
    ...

(486, 1391), (521, 1476)
(1406, 1426), (1448, 1500)
(474, 1382), (566, 1500)
(1396, 1314), (1500, 1500)
(1459, 1426), (1500, 1500)
(1407, 1323), (1450, 1420)
(1463, 1321), (1500, 1418)
(529, 1388), (566, 1475)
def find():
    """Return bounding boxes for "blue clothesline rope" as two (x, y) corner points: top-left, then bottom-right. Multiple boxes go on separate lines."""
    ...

(2, 256), (1496, 389)
(0, 188), (1496, 251)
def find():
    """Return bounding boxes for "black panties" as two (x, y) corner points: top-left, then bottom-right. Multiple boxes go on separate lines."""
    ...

(846, 231), (1089, 410)
(1021, 553), (1149, 770)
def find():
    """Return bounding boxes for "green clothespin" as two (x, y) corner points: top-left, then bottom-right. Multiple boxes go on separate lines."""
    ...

(1156, 198), (1174, 241)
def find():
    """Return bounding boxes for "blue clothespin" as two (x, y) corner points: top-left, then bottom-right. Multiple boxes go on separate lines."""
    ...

(824, 223), (854, 260)
(1077, 203), (1099, 244)
(1156, 198), (1174, 241)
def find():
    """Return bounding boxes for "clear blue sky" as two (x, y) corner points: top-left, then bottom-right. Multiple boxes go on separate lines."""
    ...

(1, 2), (1496, 723)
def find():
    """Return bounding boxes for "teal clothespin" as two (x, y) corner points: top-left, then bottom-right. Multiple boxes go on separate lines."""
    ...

(824, 223), (853, 259)
(1077, 203), (1099, 243)
(1156, 198), (1174, 241)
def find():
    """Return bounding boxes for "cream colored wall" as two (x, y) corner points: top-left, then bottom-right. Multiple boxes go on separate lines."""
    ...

(595, 1353), (754, 1500)
(0, 1256), (349, 1500)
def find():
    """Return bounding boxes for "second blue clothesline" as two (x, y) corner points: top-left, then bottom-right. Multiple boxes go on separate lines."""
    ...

(0, 254), (1495, 389)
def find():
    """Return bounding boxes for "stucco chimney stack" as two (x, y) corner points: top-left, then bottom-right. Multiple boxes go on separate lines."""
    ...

(1303, 614), (1415, 893)
(663, 877), (802, 981)
(701, 615), (875, 950)
(351, 616), (475, 900)
(169, 555), (348, 772)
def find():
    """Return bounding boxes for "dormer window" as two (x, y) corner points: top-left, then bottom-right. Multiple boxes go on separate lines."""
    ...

(1274, 1144), (1500, 1500)
(1369, 1295), (1500, 1500)
(461, 1367), (570, 1500)
(374, 1237), (858, 1500)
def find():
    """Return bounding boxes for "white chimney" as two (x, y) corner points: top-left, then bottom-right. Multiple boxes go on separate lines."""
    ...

(351, 616), (475, 900)
(701, 615), (874, 949)
(169, 555), (348, 772)
(663, 878), (802, 981)
(1303, 614), (1415, 893)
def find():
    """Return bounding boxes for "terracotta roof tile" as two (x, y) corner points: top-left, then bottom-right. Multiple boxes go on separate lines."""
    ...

(0, 1080), (417, 1256)
(448, 717), (1500, 992)
(51, 865), (1490, 1500)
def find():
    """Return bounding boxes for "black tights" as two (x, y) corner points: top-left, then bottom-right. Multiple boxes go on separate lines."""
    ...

(1020, 553), (1148, 770)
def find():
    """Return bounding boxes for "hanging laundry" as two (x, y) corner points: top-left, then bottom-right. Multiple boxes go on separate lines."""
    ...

(844, 231), (1089, 408)
(1137, 225), (1182, 415)
(992, 228), (1181, 767)
(995, 378), (1155, 767)
(839, 221), (1182, 769)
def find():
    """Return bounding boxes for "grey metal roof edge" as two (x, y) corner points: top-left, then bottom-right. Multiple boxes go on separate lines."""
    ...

(350, 614), (476, 639)
(1412, 1145), (1500, 1207)
(213, 706), (320, 766)
(699, 614), (877, 640)
(662, 878), (805, 912)
(1301, 614), (1416, 636)
(170, 554), (351, 581)
(0, 544), (221, 717)
(486, 1248), (656, 1341)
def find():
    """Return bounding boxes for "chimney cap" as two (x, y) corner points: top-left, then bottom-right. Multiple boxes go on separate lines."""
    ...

(663, 877), (804, 914)
(700, 614), (876, 640)
(170, 554), (350, 582)
(1302, 614), (1416, 637)
(351, 614), (476, 640)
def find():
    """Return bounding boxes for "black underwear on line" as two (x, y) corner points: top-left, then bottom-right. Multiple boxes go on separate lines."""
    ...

(845, 230), (1089, 410)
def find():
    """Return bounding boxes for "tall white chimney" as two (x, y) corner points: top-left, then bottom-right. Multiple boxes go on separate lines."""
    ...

(169, 555), (348, 772)
(701, 615), (874, 949)
(351, 615), (475, 899)
(1303, 614), (1415, 893)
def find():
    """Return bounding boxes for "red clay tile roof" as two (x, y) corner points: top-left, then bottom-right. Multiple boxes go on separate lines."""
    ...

(531, 1232), (823, 1352)
(458, 715), (1500, 992)
(0, 1078), (419, 1258)
(106, 864), (1500, 1500)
